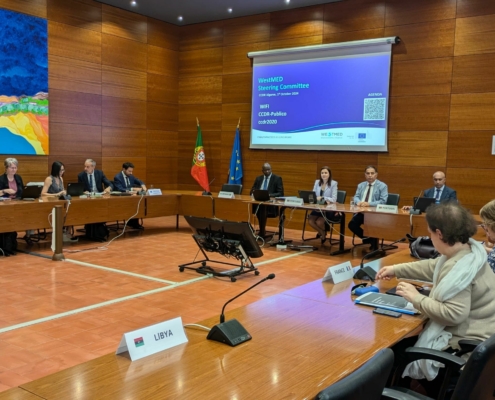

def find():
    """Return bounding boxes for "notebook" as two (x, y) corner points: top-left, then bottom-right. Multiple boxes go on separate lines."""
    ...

(21, 185), (42, 200)
(252, 189), (270, 201)
(298, 190), (317, 204)
(67, 182), (85, 197)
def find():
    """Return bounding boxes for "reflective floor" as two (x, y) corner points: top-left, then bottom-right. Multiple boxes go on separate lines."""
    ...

(0, 216), (407, 392)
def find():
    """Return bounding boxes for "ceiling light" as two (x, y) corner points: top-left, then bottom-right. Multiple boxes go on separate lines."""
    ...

(130, 0), (137, 6)
(285, 0), (290, 3)
(227, 8), (233, 13)
(178, 16), (183, 21)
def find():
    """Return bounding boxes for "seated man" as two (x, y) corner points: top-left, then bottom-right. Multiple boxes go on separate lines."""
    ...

(114, 162), (147, 230)
(250, 163), (284, 238)
(77, 159), (113, 194)
(348, 165), (388, 251)
(402, 171), (457, 210)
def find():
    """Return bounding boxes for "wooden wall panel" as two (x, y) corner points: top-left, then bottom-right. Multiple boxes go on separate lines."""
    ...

(102, 34), (147, 72)
(390, 58), (453, 96)
(179, 105), (222, 132)
(147, 157), (178, 186)
(48, 21), (101, 63)
(385, 0), (456, 27)
(147, 130), (178, 158)
(147, 74), (178, 104)
(456, 0), (495, 19)
(388, 95), (450, 131)
(50, 89), (102, 126)
(179, 76), (222, 104)
(223, 42), (268, 75)
(180, 21), (224, 52)
(270, 5), (324, 41)
(385, 19), (455, 61)
(47, 0), (101, 31)
(455, 14), (495, 56)
(447, 168), (495, 209)
(323, 29), (385, 44)
(14, 156), (49, 183)
(179, 47), (223, 77)
(49, 123), (102, 156)
(102, 66), (147, 100)
(147, 102), (178, 131)
(270, 35), (322, 50)
(102, 97), (147, 129)
(0, 0), (47, 19)
(148, 45), (179, 76)
(102, 4), (147, 43)
(221, 104), (252, 132)
(223, 14), (270, 46)
(450, 93), (495, 131)
(102, 127), (147, 157)
(378, 131), (448, 167)
(48, 55), (101, 95)
(323, 0), (384, 34)
(452, 53), (495, 94)
(222, 74), (251, 104)
(447, 131), (495, 169)
(148, 17), (179, 50)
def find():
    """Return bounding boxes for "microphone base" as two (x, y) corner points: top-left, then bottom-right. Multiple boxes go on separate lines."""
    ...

(202, 191), (212, 196)
(207, 318), (252, 346)
(353, 266), (377, 281)
(409, 209), (421, 215)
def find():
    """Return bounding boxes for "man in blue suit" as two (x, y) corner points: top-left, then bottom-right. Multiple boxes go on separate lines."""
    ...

(77, 159), (113, 194)
(348, 165), (388, 251)
(402, 171), (457, 210)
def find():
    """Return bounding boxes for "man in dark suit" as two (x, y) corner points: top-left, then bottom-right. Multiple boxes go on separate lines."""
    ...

(114, 162), (147, 193)
(77, 159), (113, 194)
(250, 163), (284, 238)
(403, 171), (457, 210)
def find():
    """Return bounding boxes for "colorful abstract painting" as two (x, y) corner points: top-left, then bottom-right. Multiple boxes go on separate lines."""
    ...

(0, 9), (48, 155)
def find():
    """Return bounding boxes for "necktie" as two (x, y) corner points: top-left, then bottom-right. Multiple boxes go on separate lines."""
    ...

(89, 174), (94, 192)
(262, 178), (268, 190)
(435, 189), (441, 202)
(364, 184), (372, 202)
(126, 176), (131, 190)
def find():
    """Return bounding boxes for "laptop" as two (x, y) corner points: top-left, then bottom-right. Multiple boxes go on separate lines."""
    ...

(298, 190), (317, 204)
(412, 197), (436, 213)
(67, 182), (85, 197)
(252, 189), (270, 201)
(21, 185), (42, 200)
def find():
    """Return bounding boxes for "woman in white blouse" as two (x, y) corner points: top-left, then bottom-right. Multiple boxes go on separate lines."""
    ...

(308, 166), (338, 244)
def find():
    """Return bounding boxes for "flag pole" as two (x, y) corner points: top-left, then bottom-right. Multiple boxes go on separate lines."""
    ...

(237, 118), (240, 129)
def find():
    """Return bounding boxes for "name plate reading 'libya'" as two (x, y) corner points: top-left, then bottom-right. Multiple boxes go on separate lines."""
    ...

(376, 204), (398, 213)
(116, 317), (188, 361)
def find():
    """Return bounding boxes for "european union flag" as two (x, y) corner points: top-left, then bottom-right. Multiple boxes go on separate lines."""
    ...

(228, 128), (243, 185)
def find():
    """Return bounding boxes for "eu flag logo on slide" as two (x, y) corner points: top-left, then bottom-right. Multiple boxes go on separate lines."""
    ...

(134, 337), (144, 347)
(358, 133), (366, 139)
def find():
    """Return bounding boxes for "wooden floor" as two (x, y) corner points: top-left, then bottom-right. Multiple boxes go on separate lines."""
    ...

(0, 216), (408, 393)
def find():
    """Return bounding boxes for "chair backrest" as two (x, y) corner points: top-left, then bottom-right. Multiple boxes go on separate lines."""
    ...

(314, 348), (394, 400)
(386, 193), (400, 206)
(452, 333), (495, 400)
(221, 184), (243, 194)
(337, 190), (346, 204)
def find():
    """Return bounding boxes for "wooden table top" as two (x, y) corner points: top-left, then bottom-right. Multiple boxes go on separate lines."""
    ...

(18, 252), (424, 399)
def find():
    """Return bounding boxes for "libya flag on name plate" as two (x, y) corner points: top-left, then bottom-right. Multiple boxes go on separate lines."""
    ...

(191, 124), (210, 192)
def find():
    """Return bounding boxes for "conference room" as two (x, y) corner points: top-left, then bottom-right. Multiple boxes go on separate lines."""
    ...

(1, 0), (495, 398)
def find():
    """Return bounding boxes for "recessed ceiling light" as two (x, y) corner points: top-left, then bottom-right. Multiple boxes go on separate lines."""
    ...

(227, 8), (233, 13)
(130, 0), (137, 6)
(285, 0), (290, 4)
(178, 16), (183, 21)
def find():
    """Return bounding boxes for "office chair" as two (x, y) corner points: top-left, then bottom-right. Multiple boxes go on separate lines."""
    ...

(302, 190), (346, 245)
(221, 184), (243, 194)
(314, 348), (394, 400)
(382, 333), (495, 400)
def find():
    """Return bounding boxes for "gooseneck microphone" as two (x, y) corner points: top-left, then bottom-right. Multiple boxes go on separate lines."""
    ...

(220, 273), (275, 323)
(207, 273), (276, 346)
(410, 190), (424, 215)
(354, 238), (406, 281)
(202, 177), (215, 196)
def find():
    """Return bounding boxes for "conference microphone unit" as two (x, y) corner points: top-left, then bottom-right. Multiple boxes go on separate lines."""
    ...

(353, 237), (406, 281)
(202, 177), (215, 196)
(409, 190), (424, 215)
(207, 273), (276, 346)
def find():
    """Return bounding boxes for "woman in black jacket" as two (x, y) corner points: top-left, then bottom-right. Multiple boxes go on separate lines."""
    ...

(0, 157), (23, 199)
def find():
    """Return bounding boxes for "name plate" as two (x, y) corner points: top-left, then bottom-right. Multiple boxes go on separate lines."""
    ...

(322, 261), (354, 284)
(376, 204), (398, 213)
(284, 197), (304, 206)
(147, 188), (162, 196)
(218, 191), (235, 199)
(116, 317), (188, 361)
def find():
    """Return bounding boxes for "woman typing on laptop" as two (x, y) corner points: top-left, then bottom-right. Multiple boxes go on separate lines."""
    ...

(307, 166), (338, 245)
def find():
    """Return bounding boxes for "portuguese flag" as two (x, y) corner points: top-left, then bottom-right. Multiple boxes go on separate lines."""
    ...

(191, 122), (210, 192)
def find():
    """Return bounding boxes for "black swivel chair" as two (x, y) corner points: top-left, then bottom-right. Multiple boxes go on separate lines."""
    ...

(221, 184), (243, 194)
(302, 190), (346, 245)
(383, 333), (495, 400)
(314, 348), (394, 400)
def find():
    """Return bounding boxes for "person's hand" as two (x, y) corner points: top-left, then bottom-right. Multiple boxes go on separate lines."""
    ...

(3, 188), (15, 195)
(375, 266), (395, 280)
(60, 190), (66, 196)
(104, 187), (111, 194)
(402, 205), (411, 211)
(358, 201), (369, 207)
(396, 282), (419, 302)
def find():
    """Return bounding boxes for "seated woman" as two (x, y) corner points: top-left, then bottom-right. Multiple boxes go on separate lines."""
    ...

(479, 199), (495, 273)
(376, 202), (495, 397)
(41, 161), (67, 198)
(0, 158), (24, 255)
(307, 166), (338, 244)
